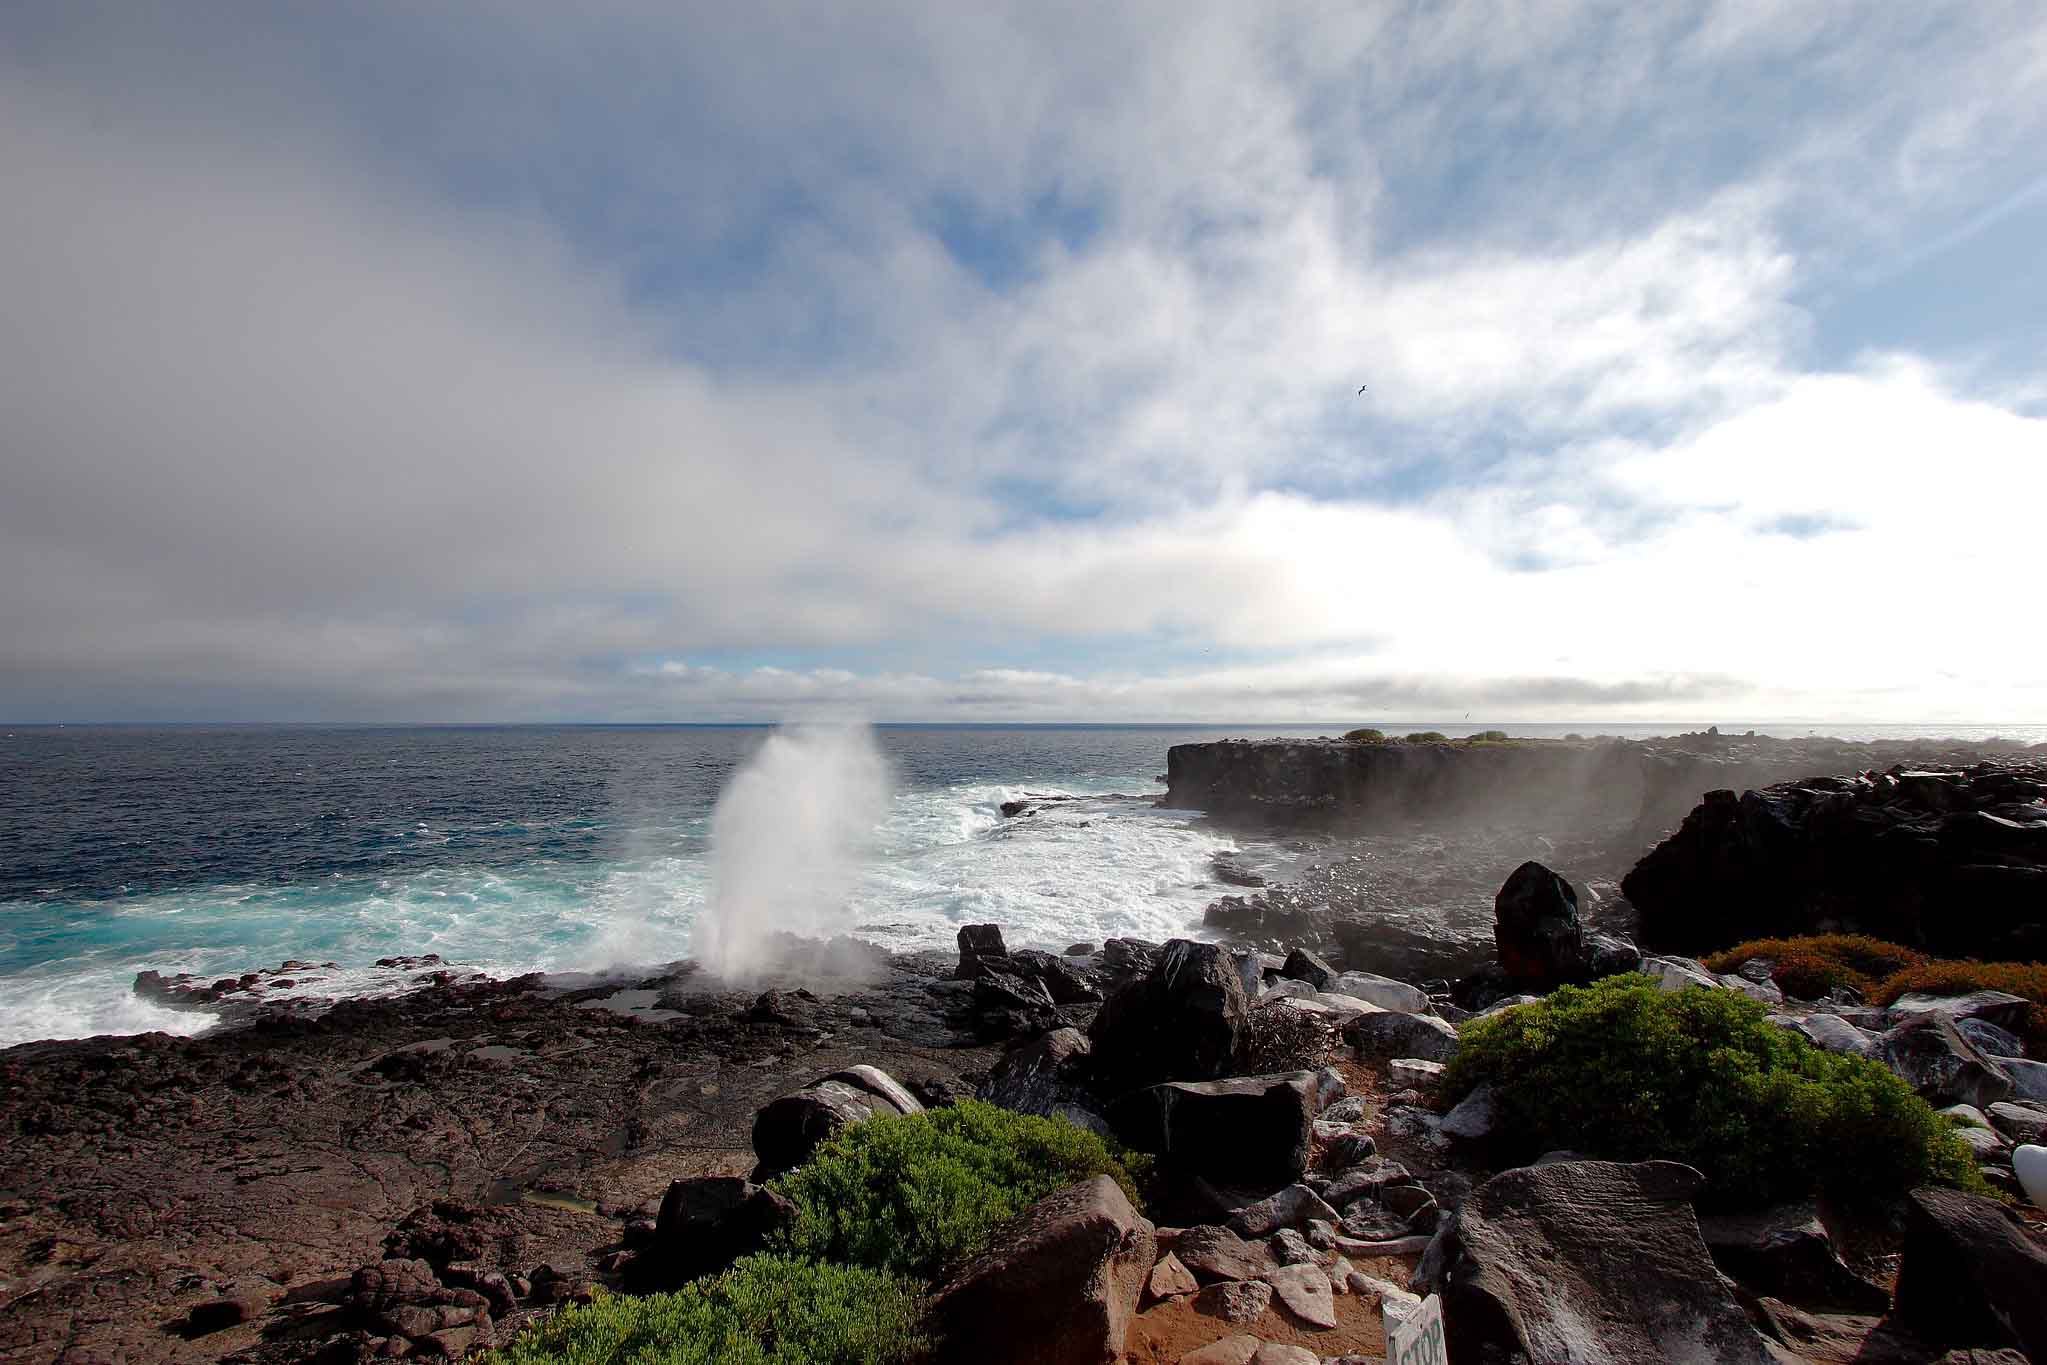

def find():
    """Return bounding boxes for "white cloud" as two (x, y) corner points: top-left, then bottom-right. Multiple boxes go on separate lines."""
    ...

(2, 2), (2045, 721)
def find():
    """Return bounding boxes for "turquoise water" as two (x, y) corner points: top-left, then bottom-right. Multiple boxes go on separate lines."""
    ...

(2, 721), (2039, 1045)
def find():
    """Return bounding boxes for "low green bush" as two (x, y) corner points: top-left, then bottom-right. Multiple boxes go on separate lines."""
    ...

(1341, 728), (1387, 743)
(1402, 731), (1449, 744)
(486, 1256), (926, 1365)
(769, 1099), (1145, 1280)
(1443, 976), (1989, 1209)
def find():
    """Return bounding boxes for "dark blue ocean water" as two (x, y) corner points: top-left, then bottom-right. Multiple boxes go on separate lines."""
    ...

(3, 721), (2038, 1044)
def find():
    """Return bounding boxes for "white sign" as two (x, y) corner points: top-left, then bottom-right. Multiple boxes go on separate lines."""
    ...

(1386, 1292), (1446, 1365)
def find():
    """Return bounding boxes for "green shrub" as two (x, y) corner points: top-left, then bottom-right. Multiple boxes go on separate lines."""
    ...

(769, 1100), (1144, 1280)
(486, 1256), (926, 1365)
(1873, 960), (2047, 1054)
(1443, 976), (1989, 1209)
(1341, 728), (1387, 743)
(1469, 729), (1512, 743)
(1402, 731), (1449, 744)
(1704, 935), (1928, 1000)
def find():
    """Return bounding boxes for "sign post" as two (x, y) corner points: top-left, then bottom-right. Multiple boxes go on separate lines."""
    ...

(1386, 1292), (1446, 1365)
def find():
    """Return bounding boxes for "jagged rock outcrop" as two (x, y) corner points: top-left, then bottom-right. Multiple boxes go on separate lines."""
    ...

(1087, 939), (1250, 1095)
(1623, 763), (2047, 959)
(1423, 1159), (1778, 1364)
(1493, 860), (1641, 991)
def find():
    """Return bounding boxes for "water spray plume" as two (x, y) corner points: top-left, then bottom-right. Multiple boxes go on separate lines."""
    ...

(697, 722), (892, 982)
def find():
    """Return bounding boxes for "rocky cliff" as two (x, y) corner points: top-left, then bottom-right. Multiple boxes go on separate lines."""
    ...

(1623, 760), (2047, 960)
(1163, 733), (2037, 837)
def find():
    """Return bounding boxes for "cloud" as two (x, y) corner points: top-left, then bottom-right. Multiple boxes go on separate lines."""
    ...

(2, 2), (2045, 722)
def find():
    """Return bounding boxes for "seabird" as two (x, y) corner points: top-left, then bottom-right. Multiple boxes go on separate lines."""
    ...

(1357, 384), (1368, 394)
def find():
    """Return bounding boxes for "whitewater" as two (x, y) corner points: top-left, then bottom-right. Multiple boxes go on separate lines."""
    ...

(4, 720), (2042, 1047)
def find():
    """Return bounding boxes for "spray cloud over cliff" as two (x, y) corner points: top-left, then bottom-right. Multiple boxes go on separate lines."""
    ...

(696, 722), (892, 981)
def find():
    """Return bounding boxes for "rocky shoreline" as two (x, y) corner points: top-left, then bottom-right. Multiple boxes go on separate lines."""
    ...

(4, 745), (2045, 1363)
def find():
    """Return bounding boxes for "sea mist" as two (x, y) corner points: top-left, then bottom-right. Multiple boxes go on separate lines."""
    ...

(696, 722), (892, 981)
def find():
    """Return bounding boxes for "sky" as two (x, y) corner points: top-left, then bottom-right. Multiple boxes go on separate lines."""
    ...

(3, 2), (2044, 725)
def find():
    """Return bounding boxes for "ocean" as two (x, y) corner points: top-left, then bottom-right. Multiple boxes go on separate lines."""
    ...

(3, 721), (2041, 1047)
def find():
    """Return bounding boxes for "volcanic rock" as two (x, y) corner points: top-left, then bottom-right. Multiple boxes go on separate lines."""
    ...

(750, 1066), (923, 1179)
(1192, 1278), (1272, 1325)
(1344, 1010), (1459, 1063)
(1878, 1015), (2013, 1111)
(1263, 1261), (1337, 1328)
(1893, 1186), (2047, 1359)
(1087, 939), (1250, 1094)
(633, 1177), (794, 1288)
(1173, 1224), (1280, 1283)
(1424, 1159), (1777, 1363)
(1695, 1202), (1887, 1311)
(932, 1175), (1156, 1365)
(955, 923), (1009, 977)
(1109, 1071), (1318, 1187)
(1624, 765), (2047, 960)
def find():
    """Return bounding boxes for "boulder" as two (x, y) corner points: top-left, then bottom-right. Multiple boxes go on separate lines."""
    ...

(633, 1177), (794, 1287)
(1280, 947), (1337, 990)
(1489, 857), (1577, 968)
(1793, 1013), (1881, 1059)
(1108, 1072), (1316, 1187)
(1007, 949), (1103, 1004)
(1985, 1102), (2047, 1145)
(1173, 1224), (1279, 1283)
(750, 1067), (923, 1179)
(1322, 1158), (1413, 1207)
(1695, 1202), (1887, 1311)
(1426, 1159), (1777, 1364)
(1268, 1227), (1318, 1265)
(1180, 1338), (1260, 1365)
(956, 923), (1009, 978)
(970, 969), (1063, 1038)
(2005, 1057), (2047, 1103)
(1888, 992), (2033, 1034)
(980, 1027), (1105, 1128)
(1494, 860), (1642, 990)
(1192, 1279), (1272, 1325)
(1440, 1081), (1499, 1143)
(1263, 1262), (1336, 1328)
(1386, 1058), (1444, 1089)
(1329, 970), (1430, 1013)
(1249, 1345), (1319, 1365)
(1892, 1186), (2047, 1359)
(1087, 939), (1250, 1094)
(931, 1175), (1155, 1365)
(1344, 1010), (1460, 1063)
(1878, 1015), (2013, 1111)
(1100, 937), (1161, 978)
(1147, 1251), (1198, 1300)
(1224, 1184), (1339, 1238)
(1641, 955), (1725, 992)
(2018, 1145), (2047, 1212)
(1956, 1017), (2028, 1059)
